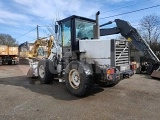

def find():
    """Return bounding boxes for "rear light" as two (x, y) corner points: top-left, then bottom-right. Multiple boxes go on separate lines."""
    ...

(131, 64), (136, 70)
(107, 68), (115, 75)
(106, 68), (115, 80)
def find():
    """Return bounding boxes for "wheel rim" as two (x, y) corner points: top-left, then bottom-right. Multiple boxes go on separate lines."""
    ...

(39, 65), (45, 78)
(69, 69), (80, 89)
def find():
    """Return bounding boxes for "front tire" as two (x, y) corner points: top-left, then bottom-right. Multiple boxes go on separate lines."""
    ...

(38, 59), (54, 84)
(65, 61), (94, 97)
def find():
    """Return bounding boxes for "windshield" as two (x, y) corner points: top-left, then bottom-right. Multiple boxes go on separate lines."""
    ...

(75, 19), (95, 40)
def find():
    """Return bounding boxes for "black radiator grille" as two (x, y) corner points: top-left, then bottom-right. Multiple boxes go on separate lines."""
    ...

(115, 41), (129, 66)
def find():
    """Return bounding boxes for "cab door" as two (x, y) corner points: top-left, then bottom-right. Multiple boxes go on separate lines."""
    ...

(61, 20), (72, 65)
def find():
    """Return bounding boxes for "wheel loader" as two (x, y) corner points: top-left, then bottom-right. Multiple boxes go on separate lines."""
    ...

(28, 12), (160, 96)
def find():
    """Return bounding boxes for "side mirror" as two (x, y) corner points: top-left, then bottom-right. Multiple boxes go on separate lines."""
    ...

(55, 25), (58, 33)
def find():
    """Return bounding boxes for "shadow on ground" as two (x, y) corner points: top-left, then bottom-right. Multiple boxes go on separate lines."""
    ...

(0, 75), (104, 101)
(136, 73), (160, 81)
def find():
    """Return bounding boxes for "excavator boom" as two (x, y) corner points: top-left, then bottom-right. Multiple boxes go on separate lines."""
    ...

(100, 19), (160, 78)
(115, 19), (160, 63)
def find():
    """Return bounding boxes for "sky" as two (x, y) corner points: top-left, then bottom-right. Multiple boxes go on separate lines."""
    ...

(0, 0), (160, 44)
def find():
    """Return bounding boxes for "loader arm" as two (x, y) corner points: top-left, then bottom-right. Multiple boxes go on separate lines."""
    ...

(47, 35), (54, 57)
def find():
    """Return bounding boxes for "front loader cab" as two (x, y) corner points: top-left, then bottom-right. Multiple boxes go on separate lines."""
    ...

(57, 15), (96, 62)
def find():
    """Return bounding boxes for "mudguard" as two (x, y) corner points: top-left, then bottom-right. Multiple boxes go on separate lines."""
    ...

(65, 61), (93, 76)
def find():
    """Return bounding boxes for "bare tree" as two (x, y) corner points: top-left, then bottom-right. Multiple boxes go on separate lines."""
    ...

(43, 17), (61, 45)
(0, 33), (18, 46)
(138, 14), (160, 58)
(43, 20), (56, 37)
(139, 14), (160, 43)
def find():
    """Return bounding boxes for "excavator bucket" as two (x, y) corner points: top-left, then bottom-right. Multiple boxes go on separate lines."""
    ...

(151, 70), (160, 79)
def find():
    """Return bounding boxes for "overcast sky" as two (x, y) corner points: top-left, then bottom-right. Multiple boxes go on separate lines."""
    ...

(0, 0), (160, 44)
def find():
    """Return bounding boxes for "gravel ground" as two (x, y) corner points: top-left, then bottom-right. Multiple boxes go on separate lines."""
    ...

(0, 65), (160, 120)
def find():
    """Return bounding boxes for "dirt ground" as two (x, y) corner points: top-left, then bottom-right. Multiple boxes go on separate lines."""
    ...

(0, 65), (160, 120)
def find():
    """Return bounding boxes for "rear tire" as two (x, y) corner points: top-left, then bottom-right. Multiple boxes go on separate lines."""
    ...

(8, 60), (12, 65)
(65, 61), (94, 97)
(38, 59), (54, 84)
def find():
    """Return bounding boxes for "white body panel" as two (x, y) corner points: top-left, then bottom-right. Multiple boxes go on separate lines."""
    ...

(79, 39), (111, 66)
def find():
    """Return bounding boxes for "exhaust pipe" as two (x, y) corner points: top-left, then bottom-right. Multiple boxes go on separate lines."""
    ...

(94, 11), (100, 39)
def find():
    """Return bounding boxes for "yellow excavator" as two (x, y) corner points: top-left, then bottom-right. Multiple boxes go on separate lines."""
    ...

(28, 35), (54, 59)
(19, 35), (54, 59)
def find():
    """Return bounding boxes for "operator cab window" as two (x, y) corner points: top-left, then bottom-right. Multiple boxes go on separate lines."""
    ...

(61, 20), (71, 47)
(75, 19), (95, 40)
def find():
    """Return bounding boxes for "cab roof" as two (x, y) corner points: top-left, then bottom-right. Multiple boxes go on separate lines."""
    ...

(57, 15), (96, 24)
